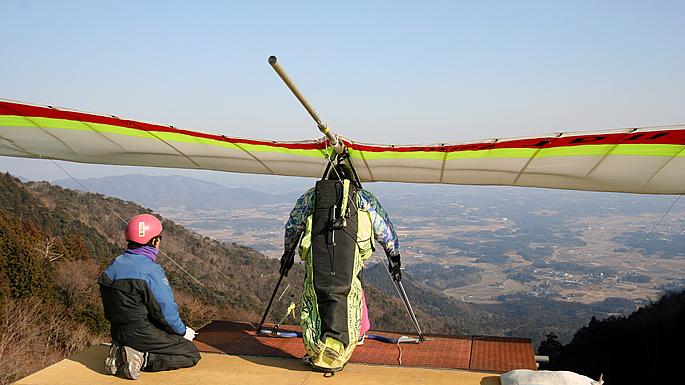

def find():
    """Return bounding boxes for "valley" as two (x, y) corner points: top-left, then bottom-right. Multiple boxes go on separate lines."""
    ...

(156, 183), (685, 307)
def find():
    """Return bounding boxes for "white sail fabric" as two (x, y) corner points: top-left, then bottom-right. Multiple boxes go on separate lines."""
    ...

(1, 98), (684, 194)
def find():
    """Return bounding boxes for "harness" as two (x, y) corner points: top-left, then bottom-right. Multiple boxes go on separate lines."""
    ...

(310, 178), (358, 347)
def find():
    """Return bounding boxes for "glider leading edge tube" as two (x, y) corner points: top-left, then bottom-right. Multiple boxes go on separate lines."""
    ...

(256, 236), (300, 334)
(268, 56), (344, 154)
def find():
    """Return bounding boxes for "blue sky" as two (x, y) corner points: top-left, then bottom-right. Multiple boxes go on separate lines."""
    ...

(1, 0), (684, 189)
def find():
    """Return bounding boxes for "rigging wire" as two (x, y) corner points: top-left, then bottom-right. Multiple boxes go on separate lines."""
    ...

(48, 158), (205, 287)
(49, 160), (128, 224)
(277, 283), (291, 301)
(370, 192), (684, 339)
(493, 193), (683, 335)
(47, 157), (685, 338)
(574, 193), (682, 301)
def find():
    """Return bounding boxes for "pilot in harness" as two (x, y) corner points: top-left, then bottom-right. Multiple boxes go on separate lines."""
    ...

(279, 162), (401, 372)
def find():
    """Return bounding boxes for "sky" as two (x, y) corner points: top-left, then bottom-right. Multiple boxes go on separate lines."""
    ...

(1, 0), (684, 190)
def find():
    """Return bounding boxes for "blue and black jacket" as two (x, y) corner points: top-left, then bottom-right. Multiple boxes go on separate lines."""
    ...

(98, 252), (186, 335)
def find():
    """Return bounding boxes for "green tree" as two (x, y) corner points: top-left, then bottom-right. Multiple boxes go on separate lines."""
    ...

(537, 331), (563, 366)
(0, 210), (51, 299)
(63, 233), (91, 261)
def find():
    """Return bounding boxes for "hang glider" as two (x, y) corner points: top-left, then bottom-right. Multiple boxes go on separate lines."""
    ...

(1, 97), (684, 195)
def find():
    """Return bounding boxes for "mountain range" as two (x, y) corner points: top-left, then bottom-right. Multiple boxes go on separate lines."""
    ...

(53, 174), (290, 210)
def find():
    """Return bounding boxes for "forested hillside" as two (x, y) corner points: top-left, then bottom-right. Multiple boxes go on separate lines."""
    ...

(542, 290), (685, 383)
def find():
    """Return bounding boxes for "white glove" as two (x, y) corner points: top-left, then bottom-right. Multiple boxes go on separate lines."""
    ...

(183, 327), (196, 341)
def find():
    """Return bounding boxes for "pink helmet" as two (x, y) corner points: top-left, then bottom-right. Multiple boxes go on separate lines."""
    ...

(125, 214), (162, 244)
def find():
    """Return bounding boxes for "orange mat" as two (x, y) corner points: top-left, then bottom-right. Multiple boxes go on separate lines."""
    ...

(194, 321), (536, 373)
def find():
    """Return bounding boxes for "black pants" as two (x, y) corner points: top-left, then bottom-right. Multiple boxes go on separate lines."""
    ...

(112, 321), (201, 372)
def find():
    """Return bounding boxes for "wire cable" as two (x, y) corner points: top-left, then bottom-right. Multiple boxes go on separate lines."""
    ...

(49, 159), (127, 224)
(575, 193), (682, 301)
(48, 158), (205, 287)
(493, 193), (683, 335)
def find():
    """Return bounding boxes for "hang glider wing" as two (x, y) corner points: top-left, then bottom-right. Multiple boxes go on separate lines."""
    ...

(1, 98), (684, 194)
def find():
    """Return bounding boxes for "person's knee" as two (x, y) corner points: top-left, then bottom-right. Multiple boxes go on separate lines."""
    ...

(188, 347), (201, 366)
(190, 355), (201, 366)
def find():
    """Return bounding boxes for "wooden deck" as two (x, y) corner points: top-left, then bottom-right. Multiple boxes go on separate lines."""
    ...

(15, 320), (542, 384)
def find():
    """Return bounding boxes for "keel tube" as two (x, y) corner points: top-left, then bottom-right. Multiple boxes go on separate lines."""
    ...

(268, 55), (344, 154)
